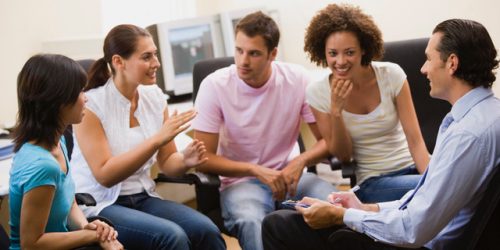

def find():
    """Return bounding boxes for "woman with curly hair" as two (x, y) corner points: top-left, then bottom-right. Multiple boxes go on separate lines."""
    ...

(304, 4), (430, 203)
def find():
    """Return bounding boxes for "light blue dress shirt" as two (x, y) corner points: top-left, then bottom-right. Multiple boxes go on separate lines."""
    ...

(343, 87), (500, 249)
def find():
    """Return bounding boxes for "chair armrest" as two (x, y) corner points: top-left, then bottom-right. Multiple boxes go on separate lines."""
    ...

(155, 172), (221, 188)
(75, 193), (97, 206)
(329, 157), (357, 186)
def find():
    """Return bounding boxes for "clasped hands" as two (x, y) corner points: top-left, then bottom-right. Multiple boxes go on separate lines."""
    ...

(84, 219), (123, 250)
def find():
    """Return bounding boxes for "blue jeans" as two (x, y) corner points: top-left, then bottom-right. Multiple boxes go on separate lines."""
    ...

(99, 192), (225, 250)
(220, 172), (336, 250)
(355, 166), (421, 203)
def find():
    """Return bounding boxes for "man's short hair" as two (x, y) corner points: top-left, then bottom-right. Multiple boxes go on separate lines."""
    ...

(235, 11), (280, 52)
(433, 19), (499, 88)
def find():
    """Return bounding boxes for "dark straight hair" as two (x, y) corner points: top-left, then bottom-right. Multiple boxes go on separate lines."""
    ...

(86, 24), (151, 91)
(433, 19), (499, 88)
(13, 54), (86, 152)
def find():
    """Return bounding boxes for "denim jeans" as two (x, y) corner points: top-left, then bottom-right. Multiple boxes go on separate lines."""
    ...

(220, 172), (336, 250)
(99, 192), (225, 250)
(355, 165), (421, 203)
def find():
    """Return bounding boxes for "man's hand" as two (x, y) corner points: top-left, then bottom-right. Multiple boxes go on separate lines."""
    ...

(328, 191), (380, 212)
(281, 157), (306, 197)
(296, 197), (345, 229)
(253, 166), (287, 201)
(328, 191), (364, 209)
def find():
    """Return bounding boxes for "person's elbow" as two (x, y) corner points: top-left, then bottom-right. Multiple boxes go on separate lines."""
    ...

(94, 174), (118, 188)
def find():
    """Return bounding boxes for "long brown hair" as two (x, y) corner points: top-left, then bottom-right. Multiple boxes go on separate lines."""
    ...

(86, 24), (151, 91)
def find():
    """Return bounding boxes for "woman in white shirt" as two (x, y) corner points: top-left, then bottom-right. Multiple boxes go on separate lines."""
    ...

(303, 4), (430, 203)
(70, 24), (225, 250)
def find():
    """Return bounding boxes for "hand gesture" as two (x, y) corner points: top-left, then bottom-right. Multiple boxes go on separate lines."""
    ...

(156, 109), (197, 146)
(296, 197), (345, 229)
(182, 139), (208, 168)
(328, 191), (363, 209)
(254, 166), (287, 201)
(281, 157), (305, 197)
(330, 78), (353, 116)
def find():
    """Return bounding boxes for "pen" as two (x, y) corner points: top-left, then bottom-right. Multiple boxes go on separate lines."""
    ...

(333, 185), (360, 203)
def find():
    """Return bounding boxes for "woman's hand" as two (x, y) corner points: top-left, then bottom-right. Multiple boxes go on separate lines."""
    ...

(99, 239), (124, 250)
(330, 78), (353, 116)
(83, 219), (118, 242)
(156, 109), (197, 146)
(182, 139), (208, 168)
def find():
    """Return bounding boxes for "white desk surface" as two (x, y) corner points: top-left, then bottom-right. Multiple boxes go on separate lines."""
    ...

(0, 157), (12, 197)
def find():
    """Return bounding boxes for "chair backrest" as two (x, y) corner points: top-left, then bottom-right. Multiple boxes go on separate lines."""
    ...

(448, 163), (500, 249)
(382, 38), (451, 153)
(192, 56), (234, 103)
(191, 56), (235, 234)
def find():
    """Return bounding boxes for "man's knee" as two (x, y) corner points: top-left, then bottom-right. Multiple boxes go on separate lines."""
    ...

(262, 210), (295, 235)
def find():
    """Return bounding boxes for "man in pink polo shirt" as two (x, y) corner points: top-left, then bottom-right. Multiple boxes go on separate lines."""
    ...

(192, 11), (336, 250)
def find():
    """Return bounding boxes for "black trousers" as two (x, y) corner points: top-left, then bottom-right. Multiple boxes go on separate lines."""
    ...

(262, 210), (429, 250)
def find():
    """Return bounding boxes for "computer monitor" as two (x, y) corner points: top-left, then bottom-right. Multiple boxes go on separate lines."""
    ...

(220, 8), (284, 61)
(220, 8), (261, 56)
(147, 15), (225, 96)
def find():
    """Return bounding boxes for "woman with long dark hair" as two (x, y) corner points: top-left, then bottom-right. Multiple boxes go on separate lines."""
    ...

(9, 54), (122, 250)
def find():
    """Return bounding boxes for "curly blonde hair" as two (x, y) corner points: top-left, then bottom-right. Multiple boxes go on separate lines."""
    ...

(304, 4), (383, 67)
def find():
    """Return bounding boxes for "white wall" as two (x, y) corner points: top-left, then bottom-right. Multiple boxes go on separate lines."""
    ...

(197, 0), (500, 95)
(0, 0), (195, 125)
(0, 0), (102, 126)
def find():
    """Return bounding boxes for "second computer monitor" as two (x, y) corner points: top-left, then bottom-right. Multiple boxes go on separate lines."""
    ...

(152, 15), (225, 96)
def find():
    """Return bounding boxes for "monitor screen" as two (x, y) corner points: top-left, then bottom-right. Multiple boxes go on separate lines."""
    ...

(169, 24), (215, 78)
(151, 15), (225, 96)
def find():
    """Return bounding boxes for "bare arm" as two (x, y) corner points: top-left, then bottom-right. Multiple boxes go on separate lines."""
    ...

(281, 123), (331, 196)
(311, 107), (353, 162)
(326, 78), (354, 162)
(194, 130), (287, 199)
(74, 108), (194, 187)
(20, 186), (98, 250)
(157, 109), (208, 176)
(395, 81), (430, 173)
(193, 130), (258, 176)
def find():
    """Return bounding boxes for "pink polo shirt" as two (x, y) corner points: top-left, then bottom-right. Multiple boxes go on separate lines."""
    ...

(192, 61), (315, 189)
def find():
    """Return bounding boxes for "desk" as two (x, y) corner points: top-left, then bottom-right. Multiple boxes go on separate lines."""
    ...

(0, 158), (11, 197)
(0, 139), (13, 197)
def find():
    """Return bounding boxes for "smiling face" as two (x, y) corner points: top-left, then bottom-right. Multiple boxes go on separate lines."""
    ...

(421, 32), (452, 101)
(324, 31), (364, 80)
(234, 31), (277, 88)
(121, 36), (160, 85)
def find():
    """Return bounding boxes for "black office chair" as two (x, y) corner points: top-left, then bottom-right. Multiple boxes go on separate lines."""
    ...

(328, 163), (500, 250)
(335, 38), (451, 186)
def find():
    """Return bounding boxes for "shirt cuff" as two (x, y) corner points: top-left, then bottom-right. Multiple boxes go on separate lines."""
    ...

(343, 208), (366, 233)
(377, 200), (401, 211)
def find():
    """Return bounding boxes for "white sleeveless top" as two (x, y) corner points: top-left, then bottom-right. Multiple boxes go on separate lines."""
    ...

(70, 78), (167, 217)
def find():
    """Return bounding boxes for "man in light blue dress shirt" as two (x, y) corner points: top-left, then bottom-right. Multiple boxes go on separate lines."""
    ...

(262, 19), (500, 250)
